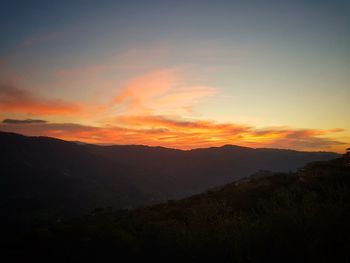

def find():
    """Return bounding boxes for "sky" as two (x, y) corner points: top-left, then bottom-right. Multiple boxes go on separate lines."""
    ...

(0, 0), (349, 152)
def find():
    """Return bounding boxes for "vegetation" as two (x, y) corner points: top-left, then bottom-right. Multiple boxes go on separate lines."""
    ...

(4, 158), (350, 262)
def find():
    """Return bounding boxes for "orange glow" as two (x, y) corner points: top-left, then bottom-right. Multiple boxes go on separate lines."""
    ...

(0, 101), (81, 115)
(112, 69), (217, 115)
(0, 85), (81, 115)
(0, 69), (347, 153)
(0, 115), (346, 152)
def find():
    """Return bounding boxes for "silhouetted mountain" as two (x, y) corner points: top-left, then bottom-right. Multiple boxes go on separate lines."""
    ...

(0, 132), (152, 234)
(5, 157), (350, 262)
(0, 131), (339, 226)
(84, 142), (339, 196)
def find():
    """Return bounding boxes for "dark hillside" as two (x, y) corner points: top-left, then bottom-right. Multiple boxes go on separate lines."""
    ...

(5, 158), (350, 262)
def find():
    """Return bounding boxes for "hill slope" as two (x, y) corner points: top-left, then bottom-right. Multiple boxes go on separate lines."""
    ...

(85, 140), (339, 196)
(5, 158), (350, 262)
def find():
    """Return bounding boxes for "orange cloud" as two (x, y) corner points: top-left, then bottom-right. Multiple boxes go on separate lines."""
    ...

(1, 116), (346, 152)
(114, 69), (178, 111)
(115, 115), (250, 135)
(113, 69), (217, 115)
(0, 85), (81, 115)
(0, 67), (346, 152)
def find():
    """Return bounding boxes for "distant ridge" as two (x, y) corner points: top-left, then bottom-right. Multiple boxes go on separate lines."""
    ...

(0, 130), (338, 154)
(0, 131), (339, 219)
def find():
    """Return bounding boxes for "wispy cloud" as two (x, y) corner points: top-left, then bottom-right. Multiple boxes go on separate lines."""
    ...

(2, 118), (47, 124)
(113, 69), (217, 115)
(0, 84), (81, 115)
(0, 116), (345, 151)
(0, 65), (346, 152)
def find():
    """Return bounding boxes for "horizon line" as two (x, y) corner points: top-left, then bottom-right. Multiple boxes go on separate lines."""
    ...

(0, 130), (343, 154)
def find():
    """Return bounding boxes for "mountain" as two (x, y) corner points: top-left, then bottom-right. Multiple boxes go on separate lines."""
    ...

(0, 131), (339, 220)
(84, 142), (339, 196)
(5, 157), (350, 262)
(0, 132), (149, 227)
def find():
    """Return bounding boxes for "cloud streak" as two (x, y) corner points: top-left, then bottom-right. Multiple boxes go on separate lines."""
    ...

(0, 116), (345, 151)
(0, 85), (82, 115)
(2, 118), (47, 124)
(0, 68), (347, 152)
(113, 69), (217, 115)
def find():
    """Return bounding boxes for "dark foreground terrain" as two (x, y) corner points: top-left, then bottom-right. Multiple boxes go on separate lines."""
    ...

(3, 157), (350, 262)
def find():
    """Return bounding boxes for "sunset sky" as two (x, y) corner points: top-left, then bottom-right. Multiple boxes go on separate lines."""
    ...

(0, 0), (349, 152)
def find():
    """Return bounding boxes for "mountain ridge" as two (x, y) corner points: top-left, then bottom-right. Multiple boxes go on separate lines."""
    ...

(0, 131), (339, 220)
(1, 130), (338, 154)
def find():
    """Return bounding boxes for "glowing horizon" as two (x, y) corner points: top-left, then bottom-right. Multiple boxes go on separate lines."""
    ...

(0, 1), (349, 153)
